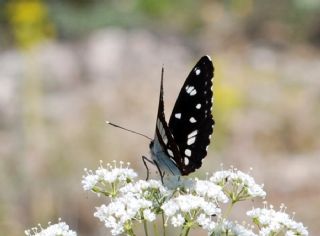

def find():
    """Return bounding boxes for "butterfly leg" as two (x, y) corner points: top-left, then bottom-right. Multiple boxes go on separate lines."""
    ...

(142, 156), (165, 183)
(142, 156), (154, 181)
(153, 160), (165, 184)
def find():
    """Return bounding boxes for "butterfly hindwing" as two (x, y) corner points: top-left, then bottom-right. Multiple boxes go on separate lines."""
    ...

(168, 56), (214, 175)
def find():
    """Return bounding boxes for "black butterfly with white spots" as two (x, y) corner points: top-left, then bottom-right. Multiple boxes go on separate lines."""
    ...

(148, 55), (214, 177)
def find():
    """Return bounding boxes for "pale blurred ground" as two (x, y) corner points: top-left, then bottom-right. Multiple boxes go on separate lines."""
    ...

(0, 1), (320, 235)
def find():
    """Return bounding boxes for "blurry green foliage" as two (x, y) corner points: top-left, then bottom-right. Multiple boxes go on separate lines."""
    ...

(47, 0), (200, 39)
(244, 0), (320, 44)
(1, 0), (320, 48)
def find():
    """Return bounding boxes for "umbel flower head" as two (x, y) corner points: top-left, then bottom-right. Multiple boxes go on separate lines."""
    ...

(247, 202), (308, 236)
(80, 160), (307, 236)
(25, 219), (76, 236)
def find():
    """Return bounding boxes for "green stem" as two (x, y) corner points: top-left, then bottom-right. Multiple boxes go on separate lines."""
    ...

(124, 221), (136, 236)
(162, 211), (166, 236)
(126, 228), (136, 236)
(180, 226), (191, 236)
(153, 222), (159, 236)
(143, 220), (149, 236)
(111, 182), (116, 197)
(224, 202), (234, 218)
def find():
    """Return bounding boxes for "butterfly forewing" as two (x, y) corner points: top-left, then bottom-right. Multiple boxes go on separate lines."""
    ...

(168, 56), (214, 175)
(151, 70), (183, 176)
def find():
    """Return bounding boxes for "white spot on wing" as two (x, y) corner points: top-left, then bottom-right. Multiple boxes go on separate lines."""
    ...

(195, 69), (201, 75)
(184, 157), (189, 165)
(186, 86), (197, 96)
(187, 136), (196, 145)
(188, 130), (198, 138)
(190, 89), (197, 96)
(189, 117), (196, 123)
(175, 113), (181, 119)
(186, 86), (194, 93)
(196, 103), (201, 109)
(163, 135), (168, 144)
(157, 119), (165, 137)
(167, 149), (173, 157)
(206, 55), (212, 61)
(185, 149), (191, 157)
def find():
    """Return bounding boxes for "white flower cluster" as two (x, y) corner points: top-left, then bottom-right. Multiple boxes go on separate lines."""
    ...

(25, 221), (76, 236)
(212, 219), (256, 236)
(83, 161), (269, 235)
(25, 161), (309, 236)
(79, 161), (308, 236)
(161, 179), (228, 233)
(94, 180), (165, 235)
(247, 204), (308, 236)
(82, 160), (137, 196)
(210, 168), (266, 201)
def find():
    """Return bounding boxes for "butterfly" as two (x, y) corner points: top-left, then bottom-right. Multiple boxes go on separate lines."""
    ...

(145, 56), (215, 177)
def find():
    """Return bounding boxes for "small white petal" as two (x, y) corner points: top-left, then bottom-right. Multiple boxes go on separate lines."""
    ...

(171, 214), (185, 227)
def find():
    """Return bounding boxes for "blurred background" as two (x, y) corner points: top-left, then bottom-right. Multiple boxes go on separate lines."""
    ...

(0, 0), (319, 235)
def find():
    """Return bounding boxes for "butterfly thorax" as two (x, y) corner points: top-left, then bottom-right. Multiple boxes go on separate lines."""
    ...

(149, 139), (182, 176)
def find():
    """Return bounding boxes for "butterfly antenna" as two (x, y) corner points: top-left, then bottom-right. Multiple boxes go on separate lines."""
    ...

(161, 65), (164, 80)
(105, 121), (152, 141)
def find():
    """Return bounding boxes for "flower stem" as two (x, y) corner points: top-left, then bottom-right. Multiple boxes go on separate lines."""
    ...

(224, 202), (234, 218)
(143, 220), (149, 236)
(162, 212), (166, 236)
(180, 226), (191, 236)
(126, 228), (136, 236)
(153, 222), (159, 236)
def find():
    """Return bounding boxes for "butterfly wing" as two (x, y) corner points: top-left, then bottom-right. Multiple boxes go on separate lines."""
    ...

(150, 68), (183, 176)
(168, 56), (214, 175)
